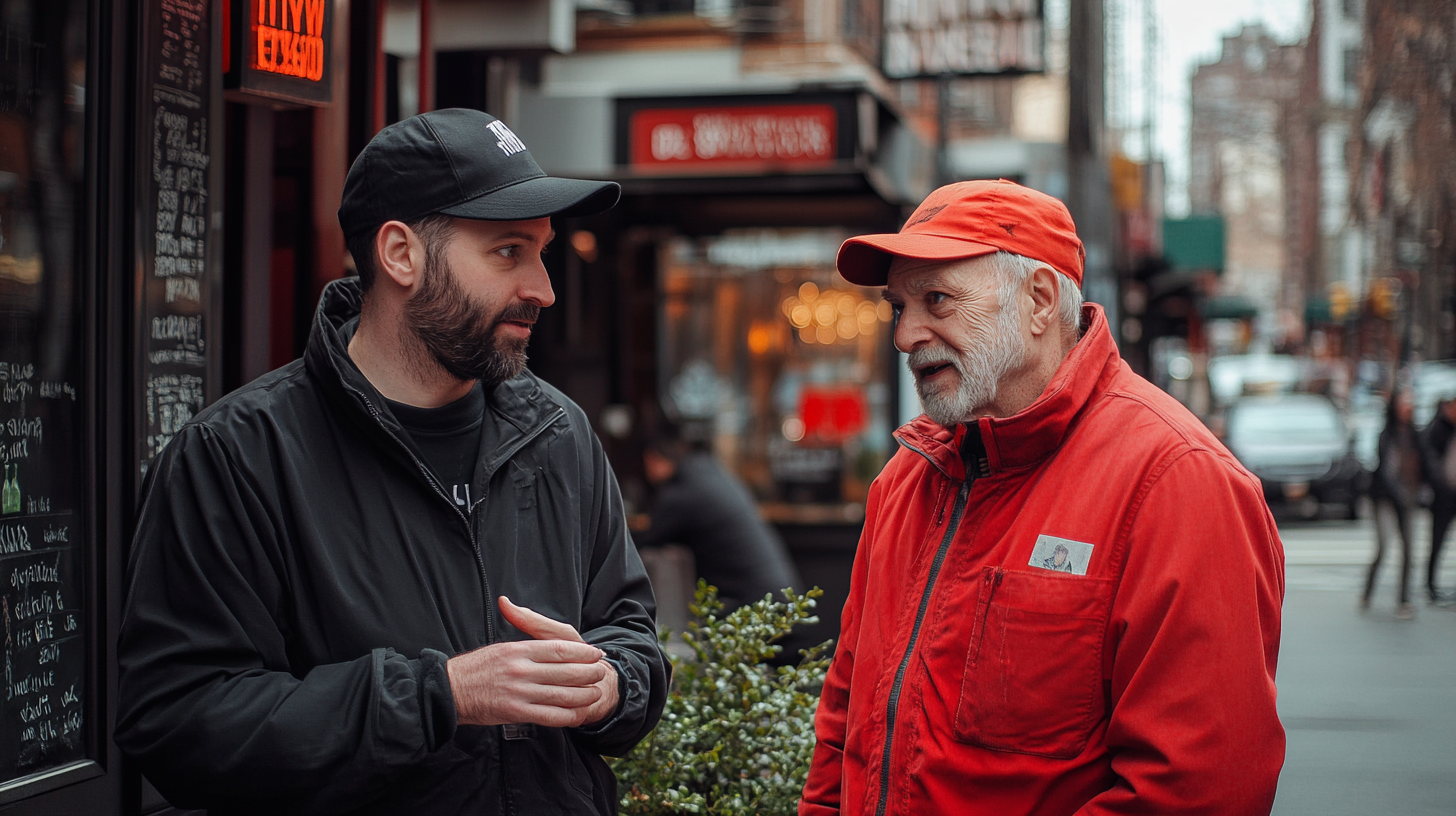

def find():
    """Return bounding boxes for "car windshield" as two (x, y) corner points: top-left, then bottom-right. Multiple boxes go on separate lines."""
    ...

(1229, 401), (1343, 446)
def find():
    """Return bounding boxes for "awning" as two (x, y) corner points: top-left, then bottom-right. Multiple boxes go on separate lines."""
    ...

(1201, 294), (1259, 320)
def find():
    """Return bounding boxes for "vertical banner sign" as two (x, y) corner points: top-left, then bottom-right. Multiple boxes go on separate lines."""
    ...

(882, 0), (1045, 78)
(138, 0), (221, 478)
(224, 0), (334, 106)
(0, 9), (91, 788)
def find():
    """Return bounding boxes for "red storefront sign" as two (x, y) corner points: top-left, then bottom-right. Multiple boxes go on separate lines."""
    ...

(629, 104), (838, 173)
(799, 386), (868, 444)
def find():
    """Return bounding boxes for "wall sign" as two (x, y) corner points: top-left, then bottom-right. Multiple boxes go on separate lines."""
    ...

(622, 98), (852, 175)
(882, 0), (1045, 79)
(137, 0), (222, 479)
(223, 0), (334, 106)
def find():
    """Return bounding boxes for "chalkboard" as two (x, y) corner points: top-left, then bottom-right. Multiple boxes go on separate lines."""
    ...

(137, 0), (221, 478)
(0, 6), (93, 790)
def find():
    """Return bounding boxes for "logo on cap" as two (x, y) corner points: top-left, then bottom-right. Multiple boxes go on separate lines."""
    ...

(907, 205), (947, 227)
(486, 120), (528, 157)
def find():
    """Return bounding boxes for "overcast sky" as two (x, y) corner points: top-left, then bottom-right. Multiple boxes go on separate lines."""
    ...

(1111, 0), (1310, 216)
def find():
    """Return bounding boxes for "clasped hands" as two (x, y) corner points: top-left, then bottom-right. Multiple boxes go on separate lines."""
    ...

(447, 597), (619, 728)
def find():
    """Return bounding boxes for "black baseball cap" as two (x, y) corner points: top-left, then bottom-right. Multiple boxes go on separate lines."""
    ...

(338, 108), (620, 237)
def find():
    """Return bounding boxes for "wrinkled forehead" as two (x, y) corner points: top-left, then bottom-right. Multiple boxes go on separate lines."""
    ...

(884, 254), (999, 297)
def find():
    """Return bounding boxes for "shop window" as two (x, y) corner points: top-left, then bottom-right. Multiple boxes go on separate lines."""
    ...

(0, 0), (94, 796)
(659, 230), (895, 512)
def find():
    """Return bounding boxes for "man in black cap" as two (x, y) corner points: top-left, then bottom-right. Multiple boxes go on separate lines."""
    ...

(115, 110), (668, 815)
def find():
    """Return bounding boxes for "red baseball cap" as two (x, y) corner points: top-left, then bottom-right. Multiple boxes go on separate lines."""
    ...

(837, 179), (1085, 286)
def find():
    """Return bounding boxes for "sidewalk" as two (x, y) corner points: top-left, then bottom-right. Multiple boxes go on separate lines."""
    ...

(1272, 515), (1456, 816)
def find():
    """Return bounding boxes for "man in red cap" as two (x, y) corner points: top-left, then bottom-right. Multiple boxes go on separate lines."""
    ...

(800, 180), (1285, 816)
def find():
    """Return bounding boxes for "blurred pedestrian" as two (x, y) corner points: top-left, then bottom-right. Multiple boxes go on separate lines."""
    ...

(638, 427), (803, 611)
(1363, 389), (1421, 619)
(1418, 398), (1456, 605)
(800, 180), (1284, 816)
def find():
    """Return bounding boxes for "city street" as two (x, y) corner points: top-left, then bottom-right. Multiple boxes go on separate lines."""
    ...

(1274, 512), (1456, 815)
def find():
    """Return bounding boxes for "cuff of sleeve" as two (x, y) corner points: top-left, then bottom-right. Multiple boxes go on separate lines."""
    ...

(418, 648), (458, 751)
(574, 655), (633, 737)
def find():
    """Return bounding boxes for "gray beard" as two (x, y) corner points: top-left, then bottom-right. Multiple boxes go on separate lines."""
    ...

(907, 300), (1026, 428)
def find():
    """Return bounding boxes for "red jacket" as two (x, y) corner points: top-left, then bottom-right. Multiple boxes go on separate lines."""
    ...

(800, 306), (1284, 816)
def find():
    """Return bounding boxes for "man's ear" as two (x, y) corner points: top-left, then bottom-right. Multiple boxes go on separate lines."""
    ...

(1026, 264), (1059, 338)
(375, 221), (426, 289)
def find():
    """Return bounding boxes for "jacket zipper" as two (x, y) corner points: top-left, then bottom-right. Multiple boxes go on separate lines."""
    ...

(874, 472), (975, 816)
(346, 384), (563, 646)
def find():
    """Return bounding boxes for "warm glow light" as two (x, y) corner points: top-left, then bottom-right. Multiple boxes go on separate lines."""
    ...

(570, 230), (598, 262)
(815, 303), (837, 326)
(782, 417), (805, 442)
(799, 281), (819, 301)
(747, 322), (773, 355)
(790, 304), (812, 328)
(876, 300), (894, 322)
(837, 294), (856, 316)
(781, 296), (799, 318)
(836, 317), (858, 339)
(799, 326), (816, 344)
(815, 325), (835, 344)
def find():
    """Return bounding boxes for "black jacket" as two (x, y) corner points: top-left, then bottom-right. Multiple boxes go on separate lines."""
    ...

(637, 452), (801, 608)
(116, 279), (668, 815)
(1420, 411), (1456, 496)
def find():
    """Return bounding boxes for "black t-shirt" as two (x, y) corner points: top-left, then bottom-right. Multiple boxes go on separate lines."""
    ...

(386, 384), (487, 509)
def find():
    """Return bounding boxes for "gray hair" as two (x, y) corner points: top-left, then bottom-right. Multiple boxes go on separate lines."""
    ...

(989, 251), (1084, 335)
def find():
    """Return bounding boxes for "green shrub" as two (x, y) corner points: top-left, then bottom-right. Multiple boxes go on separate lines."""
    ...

(612, 581), (832, 815)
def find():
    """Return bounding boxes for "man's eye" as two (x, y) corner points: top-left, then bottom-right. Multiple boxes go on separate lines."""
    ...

(496, 245), (519, 259)
(891, 303), (904, 320)
(928, 292), (948, 305)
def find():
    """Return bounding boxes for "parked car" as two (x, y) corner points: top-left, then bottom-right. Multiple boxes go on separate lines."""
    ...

(1224, 394), (1366, 519)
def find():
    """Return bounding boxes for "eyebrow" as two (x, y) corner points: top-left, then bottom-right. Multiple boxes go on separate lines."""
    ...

(886, 273), (949, 298)
(498, 229), (555, 245)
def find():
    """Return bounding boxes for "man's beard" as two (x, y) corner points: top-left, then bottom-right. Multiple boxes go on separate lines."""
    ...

(907, 296), (1025, 428)
(403, 250), (539, 387)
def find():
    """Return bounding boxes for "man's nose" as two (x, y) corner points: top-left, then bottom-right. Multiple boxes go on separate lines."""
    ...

(893, 309), (930, 354)
(521, 257), (556, 309)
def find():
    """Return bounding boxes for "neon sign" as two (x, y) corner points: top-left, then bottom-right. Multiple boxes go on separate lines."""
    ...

(224, 0), (333, 106)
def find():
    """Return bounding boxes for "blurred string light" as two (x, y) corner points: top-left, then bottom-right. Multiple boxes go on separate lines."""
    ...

(780, 282), (894, 345)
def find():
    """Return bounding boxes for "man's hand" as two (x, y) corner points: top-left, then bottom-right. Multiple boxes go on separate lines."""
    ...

(447, 597), (610, 728)
(497, 597), (621, 727)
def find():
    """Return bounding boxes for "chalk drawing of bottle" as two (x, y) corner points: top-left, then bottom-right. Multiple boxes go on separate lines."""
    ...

(2, 465), (19, 514)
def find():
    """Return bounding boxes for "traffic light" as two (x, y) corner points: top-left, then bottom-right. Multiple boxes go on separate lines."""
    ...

(1329, 283), (1353, 322)
(1368, 278), (1397, 319)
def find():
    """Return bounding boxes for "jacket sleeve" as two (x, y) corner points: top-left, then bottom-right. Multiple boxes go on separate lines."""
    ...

(798, 466), (888, 815)
(1079, 451), (1285, 816)
(570, 427), (670, 757)
(1419, 420), (1449, 491)
(115, 427), (457, 813)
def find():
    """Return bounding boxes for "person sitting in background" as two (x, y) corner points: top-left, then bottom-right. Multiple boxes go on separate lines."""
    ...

(1364, 389), (1422, 619)
(637, 427), (804, 612)
(1419, 398), (1456, 606)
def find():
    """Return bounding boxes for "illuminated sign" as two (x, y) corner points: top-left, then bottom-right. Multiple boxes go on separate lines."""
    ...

(627, 103), (839, 174)
(882, 0), (1044, 79)
(224, 0), (334, 106)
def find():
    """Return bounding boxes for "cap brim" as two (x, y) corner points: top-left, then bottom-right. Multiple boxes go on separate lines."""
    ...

(837, 233), (1000, 285)
(439, 175), (621, 221)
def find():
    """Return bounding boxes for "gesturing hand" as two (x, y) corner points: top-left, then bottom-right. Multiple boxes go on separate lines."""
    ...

(447, 597), (612, 728)
(498, 597), (622, 727)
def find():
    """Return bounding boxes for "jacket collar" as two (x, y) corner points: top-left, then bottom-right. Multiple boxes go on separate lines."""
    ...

(894, 303), (1122, 479)
(304, 278), (561, 465)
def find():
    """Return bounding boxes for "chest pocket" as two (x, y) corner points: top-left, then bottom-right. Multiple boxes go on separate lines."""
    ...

(954, 567), (1114, 759)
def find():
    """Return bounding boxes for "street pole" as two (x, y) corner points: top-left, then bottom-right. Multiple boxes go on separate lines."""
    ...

(936, 72), (952, 187)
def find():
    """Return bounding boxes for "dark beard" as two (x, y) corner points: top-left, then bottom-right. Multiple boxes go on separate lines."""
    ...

(403, 250), (540, 387)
